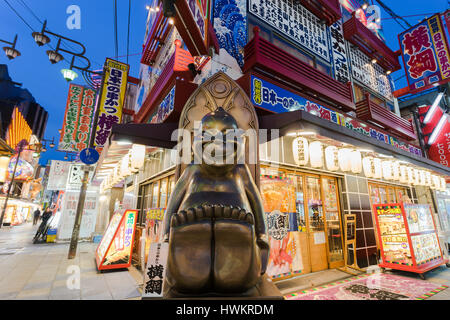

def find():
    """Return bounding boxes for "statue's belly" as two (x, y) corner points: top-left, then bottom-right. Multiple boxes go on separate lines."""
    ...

(179, 191), (251, 212)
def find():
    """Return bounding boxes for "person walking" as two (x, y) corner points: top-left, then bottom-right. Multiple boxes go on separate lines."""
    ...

(41, 207), (52, 225)
(33, 208), (41, 225)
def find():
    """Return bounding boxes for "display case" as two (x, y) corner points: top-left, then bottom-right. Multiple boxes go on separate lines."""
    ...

(373, 203), (448, 279)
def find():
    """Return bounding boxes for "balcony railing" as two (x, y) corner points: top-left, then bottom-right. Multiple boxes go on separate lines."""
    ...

(356, 93), (417, 141)
(343, 13), (401, 72)
(295, 0), (342, 26)
(243, 26), (355, 112)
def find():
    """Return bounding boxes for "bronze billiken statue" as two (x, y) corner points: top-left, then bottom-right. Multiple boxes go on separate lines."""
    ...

(162, 107), (269, 297)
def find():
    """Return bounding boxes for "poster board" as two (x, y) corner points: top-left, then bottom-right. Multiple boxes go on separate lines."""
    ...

(260, 175), (303, 279)
(373, 203), (445, 275)
(143, 208), (165, 266)
(95, 209), (138, 271)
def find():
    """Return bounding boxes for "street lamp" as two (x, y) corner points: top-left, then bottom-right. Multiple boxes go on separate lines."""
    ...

(0, 34), (21, 60)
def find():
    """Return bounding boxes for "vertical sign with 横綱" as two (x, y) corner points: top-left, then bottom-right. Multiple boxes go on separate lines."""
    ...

(94, 58), (129, 155)
(398, 14), (450, 92)
(143, 242), (169, 298)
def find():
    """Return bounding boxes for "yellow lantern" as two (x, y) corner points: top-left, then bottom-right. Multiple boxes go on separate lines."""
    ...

(293, 137), (309, 166)
(351, 150), (362, 174)
(309, 141), (323, 168)
(325, 146), (339, 171)
(338, 148), (352, 172)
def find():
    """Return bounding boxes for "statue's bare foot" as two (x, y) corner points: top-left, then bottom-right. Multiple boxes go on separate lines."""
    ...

(213, 205), (262, 293)
(167, 206), (213, 293)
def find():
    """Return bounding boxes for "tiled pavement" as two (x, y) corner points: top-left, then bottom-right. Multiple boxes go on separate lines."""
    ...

(0, 223), (142, 300)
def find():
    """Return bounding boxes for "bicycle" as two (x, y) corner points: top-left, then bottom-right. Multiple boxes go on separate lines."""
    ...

(32, 218), (51, 244)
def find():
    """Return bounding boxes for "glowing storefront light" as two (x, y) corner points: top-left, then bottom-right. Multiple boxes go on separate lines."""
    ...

(399, 165), (408, 183)
(392, 161), (400, 181)
(373, 158), (382, 179)
(338, 148), (352, 172)
(351, 150), (362, 174)
(382, 161), (393, 180)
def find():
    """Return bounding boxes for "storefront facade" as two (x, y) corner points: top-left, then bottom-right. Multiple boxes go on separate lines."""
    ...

(94, 0), (450, 278)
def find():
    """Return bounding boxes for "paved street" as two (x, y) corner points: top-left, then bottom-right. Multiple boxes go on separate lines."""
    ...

(0, 222), (141, 300)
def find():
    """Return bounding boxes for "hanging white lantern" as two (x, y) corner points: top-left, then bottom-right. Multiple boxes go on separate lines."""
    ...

(441, 177), (447, 191)
(363, 157), (374, 178)
(325, 146), (339, 171)
(309, 141), (323, 168)
(373, 158), (382, 179)
(382, 161), (393, 180)
(414, 169), (420, 185)
(293, 137), (309, 166)
(338, 148), (352, 172)
(392, 161), (400, 181)
(351, 150), (362, 173)
(419, 170), (426, 186)
(431, 175), (440, 189)
(425, 171), (432, 187)
(399, 165), (408, 183)
(407, 167), (414, 184)
(120, 153), (132, 177)
(130, 144), (146, 172)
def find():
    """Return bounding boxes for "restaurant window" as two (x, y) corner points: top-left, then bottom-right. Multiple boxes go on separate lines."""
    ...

(160, 178), (168, 208)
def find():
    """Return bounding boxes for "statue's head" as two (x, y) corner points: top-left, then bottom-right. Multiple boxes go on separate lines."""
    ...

(193, 107), (244, 167)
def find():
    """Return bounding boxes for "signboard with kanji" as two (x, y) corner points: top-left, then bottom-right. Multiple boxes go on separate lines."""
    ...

(94, 58), (129, 155)
(96, 209), (138, 271)
(58, 84), (97, 152)
(142, 242), (169, 298)
(398, 14), (450, 92)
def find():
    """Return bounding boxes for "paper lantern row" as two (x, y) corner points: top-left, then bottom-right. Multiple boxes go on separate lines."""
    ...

(292, 138), (447, 191)
(100, 144), (146, 192)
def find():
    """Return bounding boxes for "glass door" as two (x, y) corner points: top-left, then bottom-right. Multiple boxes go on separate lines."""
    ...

(322, 177), (344, 268)
(305, 175), (328, 272)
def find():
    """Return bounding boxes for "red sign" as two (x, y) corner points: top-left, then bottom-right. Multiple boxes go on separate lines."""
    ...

(419, 105), (450, 167)
(398, 14), (450, 92)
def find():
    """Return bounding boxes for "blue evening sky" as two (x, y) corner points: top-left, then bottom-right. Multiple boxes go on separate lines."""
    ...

(0, 0), (448, 166)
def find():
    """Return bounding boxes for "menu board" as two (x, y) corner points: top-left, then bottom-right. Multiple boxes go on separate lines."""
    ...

(404, 204), (435, 233)
(374, 203), (444, 273)
(411, 233), (441, 264)
(96, 209), (138, 271)
(374, 204), (412, 265)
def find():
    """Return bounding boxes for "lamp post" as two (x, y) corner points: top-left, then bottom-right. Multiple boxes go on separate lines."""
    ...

(0, 139), (31, 228)
(0, 34), (21, 60)
(32, 20), (103, 89)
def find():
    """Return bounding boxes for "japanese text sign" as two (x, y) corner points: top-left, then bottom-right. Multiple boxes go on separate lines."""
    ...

(94, 59), (129, 155)
(398, 14), (450, 91)
(143, 242), (169, 298)
(59, 84), (97, 152)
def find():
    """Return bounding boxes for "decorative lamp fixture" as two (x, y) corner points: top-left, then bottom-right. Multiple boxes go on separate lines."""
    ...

(3, 46), (21, 60)
(309, 141), (323, 168)
(61, 68), (78, 82)
(373, 158), (382, 179)
(399, 165), (408, 183)
(382, 161), (393, 180)
(325, 146), (339, 171)
(338, 148), (352, 172)
(392, 161), (400, 181)
(350, 150), (362, 174)
(363, 157), (374, 178)
(292, 137), (309, 166)
(32, 31), (50, 46)
(46, 50), (64, 64)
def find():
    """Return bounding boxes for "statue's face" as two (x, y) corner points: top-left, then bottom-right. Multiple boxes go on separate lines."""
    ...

(193, 108), (244, 167)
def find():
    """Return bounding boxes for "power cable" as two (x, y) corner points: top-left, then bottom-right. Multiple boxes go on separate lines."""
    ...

(126, 0), (131, 65)
(17, 0), (43, 24)
(113, 0), (119, 60)
(375, 0), (412, 30)
(3, 0), (34, 31)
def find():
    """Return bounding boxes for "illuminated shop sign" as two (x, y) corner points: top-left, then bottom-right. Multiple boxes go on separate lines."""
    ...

(250, 75), (422, 156)
(398, 14), (450, 92)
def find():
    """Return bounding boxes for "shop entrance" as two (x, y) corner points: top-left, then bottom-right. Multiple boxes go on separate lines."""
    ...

(260, 166), (344, 279)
